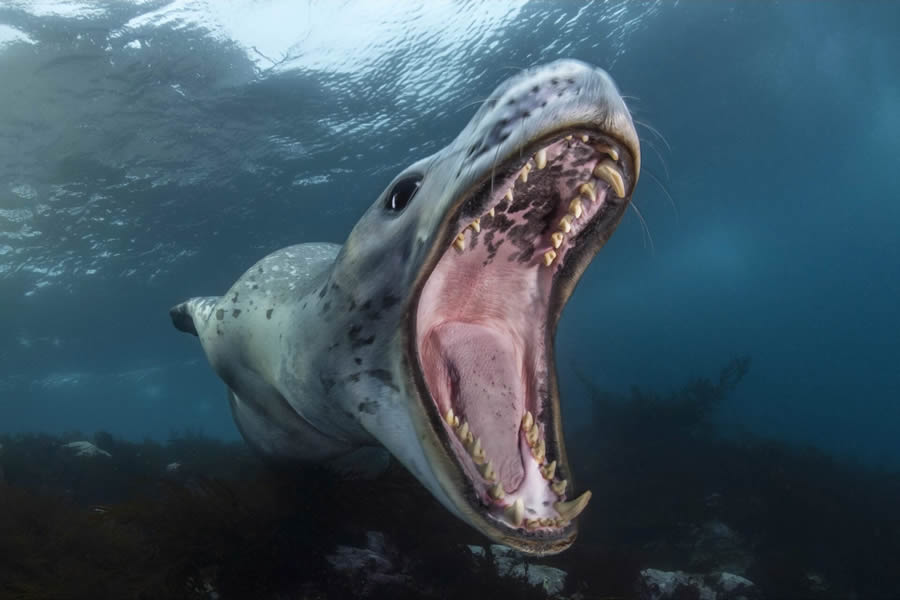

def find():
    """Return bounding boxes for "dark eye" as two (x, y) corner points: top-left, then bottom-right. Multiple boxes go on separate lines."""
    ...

(385, 176), (422, 212)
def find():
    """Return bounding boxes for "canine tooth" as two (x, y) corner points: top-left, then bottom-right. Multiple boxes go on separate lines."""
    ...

(542, 249), (557, 267)
(470, 218), (480, 233)
(488, 207), (495, 217)
(453, 232), (466, 251)
(551, 479), (567, 496)
(522, 411), (534, 431)
(489, 482), (505, 500)
(594, 144), (619, 161)
(593, 161), (625, 198)
(535, 148), (547, 169)
(550, 232), (563, 249)
(506, 498), (525, 527)
(579, 182), (596, 202)
(444, 408), (455, 426)
(554, 490), (592, 521)
(541, 460), (557, 480)
(580, 134), (589, 143)
(558, 214), (573, 233)
(457, 420), (469, 440)
(568, 198), (583, 219)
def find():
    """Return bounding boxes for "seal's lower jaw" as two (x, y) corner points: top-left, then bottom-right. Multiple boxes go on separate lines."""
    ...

(413, 130), (635, 555)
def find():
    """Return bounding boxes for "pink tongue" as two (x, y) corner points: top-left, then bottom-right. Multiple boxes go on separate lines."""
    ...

(435, 321), (525, 491)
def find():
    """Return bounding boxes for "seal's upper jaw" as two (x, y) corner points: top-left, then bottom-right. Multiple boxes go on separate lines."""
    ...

(404, 60), (640, 555)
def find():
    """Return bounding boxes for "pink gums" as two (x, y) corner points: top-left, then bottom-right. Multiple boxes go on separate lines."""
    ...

(416, 134), (610, 497)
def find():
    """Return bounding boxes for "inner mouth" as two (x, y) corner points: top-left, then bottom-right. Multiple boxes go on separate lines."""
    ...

(415, 131), (627, 533)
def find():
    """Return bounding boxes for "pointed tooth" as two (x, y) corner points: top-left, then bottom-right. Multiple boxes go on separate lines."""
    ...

(519, 167), (529, 183)
(482, 460), (497, 483)
(489, 482), (505, 500)
(580, 134), (589, 143)
(533, 438), (546, 463)
(550, 231), (564, 249)
(551, 478), (567, 496)
(594, 144), (619, 161)
(554, 490), (592, 521)
(457, 421), (469, 440)
(470, 218), (480, 233)
(542, 249), (557, 267)
(526, 422), (540, 446)
(453, 232), (466, 251)
(558, 214), (573, 233)
(506, 498), (525, 527)
(568, 198), (583, 219)
(453, 415), (460, 428)
(504, 188), (513, 202)
(522, 411), (534, 431)
(488, 207), (495, 217)
(535, 148), (547, 169)
(579, 182), (596, 202)
(565, 135), (573, 141)
(444, 408), (455, 426)
(472, 437), (485, 463)
(593, 161), (625, 198)
(541, 460), (557, 480)
(465, 430), (474, 446)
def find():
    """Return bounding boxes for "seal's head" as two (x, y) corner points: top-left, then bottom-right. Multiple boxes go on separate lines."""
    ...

(334, 60), (639, 555)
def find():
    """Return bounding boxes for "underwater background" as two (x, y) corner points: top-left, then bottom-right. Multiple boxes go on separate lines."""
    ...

(1, 1), (898, 599)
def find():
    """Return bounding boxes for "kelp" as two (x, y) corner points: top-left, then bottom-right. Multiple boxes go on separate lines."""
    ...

(1, 360), (898, 599)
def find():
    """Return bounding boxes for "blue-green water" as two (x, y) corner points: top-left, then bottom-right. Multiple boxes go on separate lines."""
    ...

(2, 0), (896, 465)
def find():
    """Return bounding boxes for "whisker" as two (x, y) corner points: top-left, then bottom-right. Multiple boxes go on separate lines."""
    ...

(629, 200), (655, 254)
(640, 135), (670, 181)
(644, 168), (679, 224)
(490, 139), (503, 197)
(634, 119), (671, 152)
(456, 96), (491, 114)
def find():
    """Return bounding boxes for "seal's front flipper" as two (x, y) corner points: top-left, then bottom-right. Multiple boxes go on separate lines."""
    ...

(169, 296), (219, 336)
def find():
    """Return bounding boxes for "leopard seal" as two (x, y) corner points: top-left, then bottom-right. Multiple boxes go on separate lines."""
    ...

(170, 59), (640, 556)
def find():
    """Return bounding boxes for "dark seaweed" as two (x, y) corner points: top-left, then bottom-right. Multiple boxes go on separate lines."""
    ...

(1, 360), (898, 599)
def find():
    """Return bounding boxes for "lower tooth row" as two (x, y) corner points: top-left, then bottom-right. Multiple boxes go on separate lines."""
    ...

(444, 408), (496, 482)
(522, 411), (568, 497)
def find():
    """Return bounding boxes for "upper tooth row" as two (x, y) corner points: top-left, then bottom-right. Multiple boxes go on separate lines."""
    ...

(541, 159), (624, 268)
(455, 143), (625, 265)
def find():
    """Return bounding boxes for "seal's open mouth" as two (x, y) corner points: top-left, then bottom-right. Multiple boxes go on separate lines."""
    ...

(415, 129), (634, 537)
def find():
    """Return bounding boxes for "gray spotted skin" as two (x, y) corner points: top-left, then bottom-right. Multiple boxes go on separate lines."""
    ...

(173, 242), (378, 463)
(171, 59), (639, 556)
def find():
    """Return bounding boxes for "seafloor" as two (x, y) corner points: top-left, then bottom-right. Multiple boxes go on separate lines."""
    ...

(1, 359), (897, 600)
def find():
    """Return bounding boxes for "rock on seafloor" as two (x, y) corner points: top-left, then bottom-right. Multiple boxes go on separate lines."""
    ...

(637, 568), (759, 600)
(468, 544), (567, 597)
(61, 440), (112, 458)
